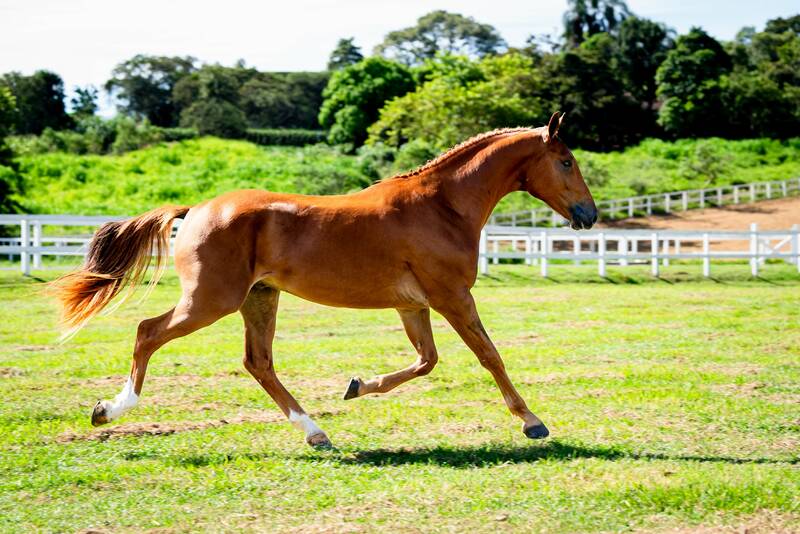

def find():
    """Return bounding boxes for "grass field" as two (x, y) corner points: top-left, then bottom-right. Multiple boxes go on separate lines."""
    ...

(1, 265), (799, 533)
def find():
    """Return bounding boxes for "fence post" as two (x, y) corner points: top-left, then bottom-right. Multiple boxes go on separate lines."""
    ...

(646, 196), (652, 215)
(681, 191), (688, 211)
(792, 224), (799, 273)
(734, 186), (740, 204)
(628, 199), (634, 218)
(749, 183), (756, 203)
(540, 230), (548, 277)
(651, 232), (659, 277)
(699, 190), (705, 209)
(716, 187), (722, 206)
(702, 233), (710, 278)
(492, 239), (499, 265)
(664, 194), (670, 213)
(766, 182), (772, 199)
(511, 213), (517, 227)
(20, 219), (30, 275)
(782, 180), (788, 197)
(662, 239), (670, 266)
(573, 236), (580, 265)
(598, 232), (606, 277)
(530, 210), (536, 226)
(32, 221), (42, 269)
(750, 223), (758, 277)
(525, 234), (532, 266)
(479, 228), (488, 275)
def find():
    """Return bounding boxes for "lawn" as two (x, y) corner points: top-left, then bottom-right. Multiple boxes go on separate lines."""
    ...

(0, 265), (798, 533)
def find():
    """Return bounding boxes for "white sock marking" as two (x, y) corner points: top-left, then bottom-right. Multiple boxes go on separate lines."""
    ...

(105, 377), (139, 421)
(288, 410), (323, 438)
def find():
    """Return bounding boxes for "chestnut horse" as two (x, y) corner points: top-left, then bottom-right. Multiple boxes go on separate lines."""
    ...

(53, 112), (596, 447)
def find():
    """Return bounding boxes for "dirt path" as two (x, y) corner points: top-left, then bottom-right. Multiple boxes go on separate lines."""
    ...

(601, 196), (800, 231)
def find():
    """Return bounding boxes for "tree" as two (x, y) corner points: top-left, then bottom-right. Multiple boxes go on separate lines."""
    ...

(563, 0), (631, 48)
(367, 54), (547, 150)
(547, 33), (648, 149)
(318, 57), (416, 146)
(70, 85), (98, 117)
(175, 65), (249, 138)
(0, 70), (71, 134)
(0, 86), (19, 213)
(327, 38), (364, 70)
(106, 55), (196, 127)
(239, 72), (329, 129)
(655, 28), (732, 137)
(616, 16), (674, 108)
(764, 15), (800, 35)
(375, 10), (506, 65)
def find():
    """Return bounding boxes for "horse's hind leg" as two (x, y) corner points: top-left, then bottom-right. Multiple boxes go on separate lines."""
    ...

(91, 271), (250, 426)
(344, 308), (438, 399)
(240, 282), (332, 448)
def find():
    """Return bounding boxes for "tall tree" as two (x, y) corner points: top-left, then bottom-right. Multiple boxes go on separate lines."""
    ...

(375, 10), (506, 65)
(0, 70), (71, 134)
(616, 16), (674, 109)
(106, 55), (196, 127)
(174, 65), (250, 138)
(328, 38), (364, 70)
(319, 57), (416, 146)
(240, 72), (329, 129)
(70, 85), (99, 117)
(656, 28), (732, 137)
(563, 0), (631, 48)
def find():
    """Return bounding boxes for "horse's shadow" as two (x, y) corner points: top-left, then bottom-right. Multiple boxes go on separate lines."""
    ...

(335, 440), (798, 469)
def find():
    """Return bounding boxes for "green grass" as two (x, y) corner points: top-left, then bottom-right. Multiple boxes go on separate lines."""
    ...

(8, 136), (800, 216)
(1, 265), (798, 532)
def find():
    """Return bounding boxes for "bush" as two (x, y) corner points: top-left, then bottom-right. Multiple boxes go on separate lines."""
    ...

(179, 99), (247, 138)
(245, 128), (326, 146)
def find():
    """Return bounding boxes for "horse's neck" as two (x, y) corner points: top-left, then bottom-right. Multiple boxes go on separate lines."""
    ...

(431, 132), (539, 233)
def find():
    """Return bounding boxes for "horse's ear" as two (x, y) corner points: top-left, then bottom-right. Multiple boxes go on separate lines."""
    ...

(543, 111), (561, 143)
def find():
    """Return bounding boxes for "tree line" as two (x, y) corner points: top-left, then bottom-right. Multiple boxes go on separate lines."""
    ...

(0, 1), (798, 160)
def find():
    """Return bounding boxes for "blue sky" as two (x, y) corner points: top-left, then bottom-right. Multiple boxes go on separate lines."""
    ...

(0, 0), (797, 114)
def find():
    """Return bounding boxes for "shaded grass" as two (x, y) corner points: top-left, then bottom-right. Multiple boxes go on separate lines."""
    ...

(0, 267), (798, 532)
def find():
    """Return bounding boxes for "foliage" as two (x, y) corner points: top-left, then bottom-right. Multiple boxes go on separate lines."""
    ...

(69, 86), (98, 118)
(327, 38), (364, 70)
(0, 70), (72, 134)
(375, 10), (506, 66)
(656, 28), (732, 137)
(245, 128), (326, 146)
(174, 65), (249, 138)
(367, 53), (546, 150)
(239, 72), (329, 129)
(563, 0), (631, 47)
(616, 16), (674, 108)
(318, 57), (416, 147)
(106, 55), (197, 127)
(0, 267), (798, 531)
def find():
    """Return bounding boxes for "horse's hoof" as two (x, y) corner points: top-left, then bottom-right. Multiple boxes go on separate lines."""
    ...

(523, 422), (550, 439)
(91, 401), (110, 427)
(343, 377), (361, 400)
(307, 433), (333, 449)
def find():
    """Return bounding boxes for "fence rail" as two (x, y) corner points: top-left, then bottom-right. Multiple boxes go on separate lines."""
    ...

(2, 214), (799, 279)
(489, 177), (800, 227)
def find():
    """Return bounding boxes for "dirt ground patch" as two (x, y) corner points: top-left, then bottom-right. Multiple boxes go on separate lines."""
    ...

(602, 196), (800, 232)
(55, 409), (342, 443)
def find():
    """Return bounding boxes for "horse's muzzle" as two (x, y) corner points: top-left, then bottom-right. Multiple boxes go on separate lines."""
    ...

(569, 202), (598, 230)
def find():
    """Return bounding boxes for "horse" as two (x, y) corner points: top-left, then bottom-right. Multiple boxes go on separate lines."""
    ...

(52, 112), (597, 448)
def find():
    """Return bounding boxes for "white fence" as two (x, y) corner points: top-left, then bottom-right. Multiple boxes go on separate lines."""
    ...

(490, 177), (800, 227)
(480, 224), (800, 278)
(2, 214), (799, 278)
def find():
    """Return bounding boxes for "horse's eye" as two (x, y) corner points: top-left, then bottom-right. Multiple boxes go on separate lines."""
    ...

(562, 159), (572, 168)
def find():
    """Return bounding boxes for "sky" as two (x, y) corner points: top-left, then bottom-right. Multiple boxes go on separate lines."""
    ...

(0, 0), (797, 114)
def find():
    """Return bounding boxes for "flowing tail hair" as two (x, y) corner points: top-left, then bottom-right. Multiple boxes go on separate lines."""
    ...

(50, 205), (191, 339)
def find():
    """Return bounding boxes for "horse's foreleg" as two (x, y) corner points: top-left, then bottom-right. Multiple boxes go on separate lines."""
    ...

(240, 283), (331, 448)
(344, 307), (438, 399)
(437, 290), (549, 440)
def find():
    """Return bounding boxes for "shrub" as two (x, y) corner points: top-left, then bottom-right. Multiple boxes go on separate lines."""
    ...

(245, 129), (326, 146)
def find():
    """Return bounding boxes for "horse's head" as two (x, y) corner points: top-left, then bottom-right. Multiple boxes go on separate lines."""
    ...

(522, 112), (597, 230)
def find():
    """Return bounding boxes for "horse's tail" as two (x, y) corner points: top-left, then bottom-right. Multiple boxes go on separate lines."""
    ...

(51, 205), (191, 338)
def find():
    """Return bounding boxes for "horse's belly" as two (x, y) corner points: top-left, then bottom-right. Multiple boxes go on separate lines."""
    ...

(260, 266), (429, 310)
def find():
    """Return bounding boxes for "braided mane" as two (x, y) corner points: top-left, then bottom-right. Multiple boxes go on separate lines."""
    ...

(391, 127), (539, 180)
